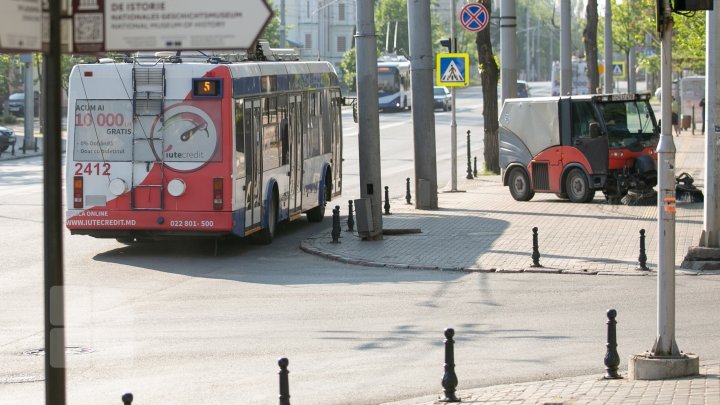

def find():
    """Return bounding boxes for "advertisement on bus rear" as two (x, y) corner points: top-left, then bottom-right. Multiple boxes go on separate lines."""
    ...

(73, 99), (133, 161)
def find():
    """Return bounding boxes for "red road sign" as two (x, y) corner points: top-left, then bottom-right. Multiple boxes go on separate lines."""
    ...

(459, 3), (489, 33)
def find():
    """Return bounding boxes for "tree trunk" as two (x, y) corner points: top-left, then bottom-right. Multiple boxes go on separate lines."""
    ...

(584, 0), (599, 94)
(476, 0), (500, 174)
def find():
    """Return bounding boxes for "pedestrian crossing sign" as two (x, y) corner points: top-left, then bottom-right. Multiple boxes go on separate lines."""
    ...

(437, 53), (470, 87)
(612, 62), (626, 79)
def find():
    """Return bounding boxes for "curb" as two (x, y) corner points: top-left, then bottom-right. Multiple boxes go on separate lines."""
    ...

(300, 231), (720, 276)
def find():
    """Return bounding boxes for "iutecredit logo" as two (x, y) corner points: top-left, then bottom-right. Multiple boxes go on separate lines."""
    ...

(164, 151), (205, 159)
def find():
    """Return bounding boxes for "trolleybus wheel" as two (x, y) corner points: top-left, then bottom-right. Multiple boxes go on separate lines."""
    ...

(306, 178), (331, 222)
(255, 191), (278, 244)
(508, 168), (534, 201)
(566, 168), (594, 203)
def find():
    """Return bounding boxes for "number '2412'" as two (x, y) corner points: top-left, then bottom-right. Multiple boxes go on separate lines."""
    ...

(75, 162), (111, 176)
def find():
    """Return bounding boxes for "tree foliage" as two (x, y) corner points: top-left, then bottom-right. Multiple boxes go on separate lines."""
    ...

(340, 47), (357, 91)
(603, 0), (706, 76)
(259, 5), (281, 47)
(0, 54), (23, 99)
(374, 0), (411, 55)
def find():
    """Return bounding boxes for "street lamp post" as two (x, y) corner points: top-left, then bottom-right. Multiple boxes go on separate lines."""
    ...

(628, 0), (699, 380)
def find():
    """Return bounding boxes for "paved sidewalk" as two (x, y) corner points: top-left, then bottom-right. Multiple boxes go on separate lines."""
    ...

(382, 360), (720, 405)
(303, 134), (713, 276)
(303, 133), (720, 404)
(0, 135), (44, 161)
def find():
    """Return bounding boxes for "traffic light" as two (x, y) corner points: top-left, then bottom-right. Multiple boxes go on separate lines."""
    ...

(439, 38), (457, 53)
(440, 38), (451, 52)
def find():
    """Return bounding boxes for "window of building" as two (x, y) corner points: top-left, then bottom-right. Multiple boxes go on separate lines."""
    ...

(338, 2), (345, 20)
(305, 33), (312, 49)
(337, 36), (346, 53)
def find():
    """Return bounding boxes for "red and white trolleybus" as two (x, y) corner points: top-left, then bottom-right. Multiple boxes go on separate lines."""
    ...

(65, 44), (343, 244)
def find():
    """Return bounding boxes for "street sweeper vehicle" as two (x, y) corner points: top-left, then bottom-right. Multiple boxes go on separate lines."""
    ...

(499, 93), (659, 204)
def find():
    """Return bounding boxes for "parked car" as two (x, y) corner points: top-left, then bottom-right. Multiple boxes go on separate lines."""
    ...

(433, 86), (451, 111)
(0, 126), (17, 153)
(517, 80), (531, 98)
(7, 92), (39, 117)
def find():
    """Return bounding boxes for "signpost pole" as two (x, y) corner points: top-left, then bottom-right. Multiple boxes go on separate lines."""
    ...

(450, 0), (458, 192)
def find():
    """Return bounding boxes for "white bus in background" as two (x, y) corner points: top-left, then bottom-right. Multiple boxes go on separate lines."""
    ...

(377, 54), (412, 111)
(65, 43), (343, 245)
(551, 60), (590, 96)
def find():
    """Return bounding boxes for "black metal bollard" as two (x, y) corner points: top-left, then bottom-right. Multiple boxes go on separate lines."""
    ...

(531, 227), (542, 267)
(278, 357), (291, 405)
(384, 186), (391, 215)
(331, 206), (341, 243)
(638, 229), (649, 270)
(121, 393), (133, 405)
(439, 328), (460, 402)
(347, 200), (355, 232)
(692, 105), (695, 134)
(473, 156), (478, 177)
(604, 309), (622, 379)
(406, 177), (412, 205)
(466, 131), (473, 179)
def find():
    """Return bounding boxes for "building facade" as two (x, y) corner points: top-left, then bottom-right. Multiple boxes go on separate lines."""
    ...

(281, 0), (356, 83)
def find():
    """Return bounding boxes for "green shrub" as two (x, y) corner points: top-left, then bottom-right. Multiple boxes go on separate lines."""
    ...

(0, 115), (18, 125)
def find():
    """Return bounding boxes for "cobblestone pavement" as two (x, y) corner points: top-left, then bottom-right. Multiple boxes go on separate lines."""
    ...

(302, 134), (716, 276)
(382, 360), (720, 405)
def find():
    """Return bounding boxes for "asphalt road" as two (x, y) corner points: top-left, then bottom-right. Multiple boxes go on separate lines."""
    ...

(341, 86), (486, 203)
(1, 85), (719, 404)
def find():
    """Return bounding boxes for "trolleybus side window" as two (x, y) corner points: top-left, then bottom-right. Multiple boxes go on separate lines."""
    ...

(322, 90), (331, 154)
(263, 96), (280, 170)
(305, 92), (321, 159)
(278, 95), (289, 165)
(245, 100), (262, 208)
(235, 99), (246, 178)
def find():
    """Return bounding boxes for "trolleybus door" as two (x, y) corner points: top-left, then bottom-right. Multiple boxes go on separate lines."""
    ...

(330, 90), (342, 196)
(288, 94), (302, 216)
(245, 99), (262, 232)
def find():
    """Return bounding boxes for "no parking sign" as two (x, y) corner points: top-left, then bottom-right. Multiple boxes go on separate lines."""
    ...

(459, 3), (489, 32)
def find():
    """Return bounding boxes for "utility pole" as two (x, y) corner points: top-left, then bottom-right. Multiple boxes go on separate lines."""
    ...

(703, 6), (719, 247)
(653, 0), (678, 358)
(525, 6), (530, 81)
(629, 0), (698, 380)
(354, 0), (383, 239)
(629, 47), (637, 94)
(408, 0), (438, 209)
(560, 0), (571, 95)
(21, 53), (34, 152)
(500, 0), (517, 103)
(279, 0), (286, 48)
(604, 0), (613, 93)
